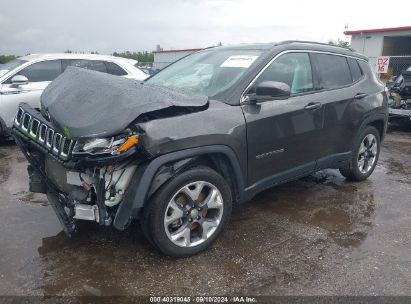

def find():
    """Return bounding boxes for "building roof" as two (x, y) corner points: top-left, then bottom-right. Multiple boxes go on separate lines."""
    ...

(344, 26), (411, 35)
(153, 48), (203, 54)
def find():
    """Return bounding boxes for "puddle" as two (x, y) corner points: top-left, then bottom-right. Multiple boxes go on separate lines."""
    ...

(310, 208), (351, 232)
(385, 158), (407, 174)
(1, 131), (410, 296)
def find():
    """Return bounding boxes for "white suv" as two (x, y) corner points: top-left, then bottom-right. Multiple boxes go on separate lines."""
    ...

(0, 53), (148, 136)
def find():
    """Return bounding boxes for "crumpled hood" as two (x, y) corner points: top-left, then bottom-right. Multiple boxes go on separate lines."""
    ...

(41, 67), (208, 139)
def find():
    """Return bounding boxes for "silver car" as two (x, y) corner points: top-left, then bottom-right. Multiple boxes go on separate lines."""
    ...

(0, 53), (148, 136)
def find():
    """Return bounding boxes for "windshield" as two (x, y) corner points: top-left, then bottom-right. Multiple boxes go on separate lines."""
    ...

(0, 59), (27, 77)
(147, 49), (262, 98)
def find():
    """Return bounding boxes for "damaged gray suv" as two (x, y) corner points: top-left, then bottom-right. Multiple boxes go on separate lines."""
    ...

(12, 41), (388, 257)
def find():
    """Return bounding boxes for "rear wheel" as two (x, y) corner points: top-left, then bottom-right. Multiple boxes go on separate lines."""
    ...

(339, 126), (380, 181)
(142, 167), (232, 257)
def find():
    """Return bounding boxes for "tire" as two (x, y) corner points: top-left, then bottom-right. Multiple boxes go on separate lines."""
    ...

(339, 126), (380, 181)
(142, 167), (232, 257)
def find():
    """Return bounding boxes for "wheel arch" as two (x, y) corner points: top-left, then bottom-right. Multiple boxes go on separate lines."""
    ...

(356, 113), (387, 144)
(113, 145), (245, 230)
(368, 119), (386, 141)
(147, 152), (241, 204)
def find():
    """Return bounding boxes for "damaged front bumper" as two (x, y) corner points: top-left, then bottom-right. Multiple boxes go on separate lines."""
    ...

(12, 103), (141, 236)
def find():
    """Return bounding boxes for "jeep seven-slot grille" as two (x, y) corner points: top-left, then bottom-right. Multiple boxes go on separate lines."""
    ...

(14, 106), (75, 161)
(39, 124), (47, 143)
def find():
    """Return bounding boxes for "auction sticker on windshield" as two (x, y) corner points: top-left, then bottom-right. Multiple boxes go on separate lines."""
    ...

(220, 55), (258, 68)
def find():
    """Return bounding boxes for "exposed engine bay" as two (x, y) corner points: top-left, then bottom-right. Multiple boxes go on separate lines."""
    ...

(45, 156), (137, 222)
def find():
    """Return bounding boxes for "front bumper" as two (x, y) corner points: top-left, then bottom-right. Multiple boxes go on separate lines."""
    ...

(13, 132), (111, 235)
(11, 103), (134, 235)
(12, 102), (154, 236)
(12, 133), (77, 236)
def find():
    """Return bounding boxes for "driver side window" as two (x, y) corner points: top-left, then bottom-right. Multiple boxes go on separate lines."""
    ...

(15, 60), (62, 83)
(252, 52), (313, 95)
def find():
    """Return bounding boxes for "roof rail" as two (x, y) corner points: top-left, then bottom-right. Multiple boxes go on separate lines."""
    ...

(276, 40), (356, 52)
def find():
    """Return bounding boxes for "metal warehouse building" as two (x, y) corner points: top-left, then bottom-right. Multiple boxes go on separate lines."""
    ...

(153, 48), (203, 69)
(345, 26), (411, 78)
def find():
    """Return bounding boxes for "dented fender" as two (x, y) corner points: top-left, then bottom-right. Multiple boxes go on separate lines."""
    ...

(147, 158), (197, 198)
(113, 145), (246, 231)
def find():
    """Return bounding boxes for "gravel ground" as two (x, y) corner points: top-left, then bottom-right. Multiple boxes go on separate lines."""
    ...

(0, 128), (410, 296)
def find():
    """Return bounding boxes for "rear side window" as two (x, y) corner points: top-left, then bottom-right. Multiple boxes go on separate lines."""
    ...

(314, 54), (352, 90)
(347, 58), (363, 82)
(62, 59), (108, 73)
(17, 60), (62, 82)
(106, 62), (127, 76)
(253, 52), (313, 95)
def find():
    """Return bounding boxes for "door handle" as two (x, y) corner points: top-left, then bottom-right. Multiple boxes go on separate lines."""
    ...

(354, 93), (368, 99)
(0, 90), (22, 95)
(304, 102), (322, 110)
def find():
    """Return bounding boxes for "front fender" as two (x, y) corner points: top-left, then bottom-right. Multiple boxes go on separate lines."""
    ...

(113, 145), (245, 230)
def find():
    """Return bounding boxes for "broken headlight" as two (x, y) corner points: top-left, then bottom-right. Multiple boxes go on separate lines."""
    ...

(72, 134), (139, 156)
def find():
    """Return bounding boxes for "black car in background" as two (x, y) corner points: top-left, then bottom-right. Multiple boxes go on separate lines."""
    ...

(387, 66), (411, 124)
(12, 41), (388, 257)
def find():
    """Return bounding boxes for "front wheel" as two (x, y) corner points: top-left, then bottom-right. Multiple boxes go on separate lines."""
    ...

(142, 167), (232, 257)
(339, 126), (380, 181)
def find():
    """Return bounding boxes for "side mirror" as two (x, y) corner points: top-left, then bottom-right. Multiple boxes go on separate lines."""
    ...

(246, 81), (291, 103)
(11, 75), (29, 86)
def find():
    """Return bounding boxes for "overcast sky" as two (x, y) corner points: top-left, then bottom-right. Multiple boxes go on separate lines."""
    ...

(1, 0), (410, 55)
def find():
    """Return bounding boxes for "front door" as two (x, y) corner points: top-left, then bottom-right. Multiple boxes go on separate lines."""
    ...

(242, 52), (324, 186)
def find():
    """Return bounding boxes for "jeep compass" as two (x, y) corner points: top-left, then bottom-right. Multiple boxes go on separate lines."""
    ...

(12, 41), (388, 257)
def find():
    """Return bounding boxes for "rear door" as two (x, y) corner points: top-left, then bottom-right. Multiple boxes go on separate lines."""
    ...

(0, 60), (62, 127)
(310, 53), (362, 164)
(242, 52), (324, 186)
(62, 59), (108, 73)
(105, 61), (128, 76)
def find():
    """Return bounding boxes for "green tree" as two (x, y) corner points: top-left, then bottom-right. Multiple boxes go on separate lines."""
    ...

(112, 51), (154, 65)
(0, 55), (17, 64)
(328, 39), (350, 48)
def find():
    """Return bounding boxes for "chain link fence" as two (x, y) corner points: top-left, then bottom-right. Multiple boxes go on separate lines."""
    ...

(385, 56), (411, 79)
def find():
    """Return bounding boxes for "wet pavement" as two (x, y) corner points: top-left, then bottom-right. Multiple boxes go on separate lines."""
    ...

(0, 128), (410, 296)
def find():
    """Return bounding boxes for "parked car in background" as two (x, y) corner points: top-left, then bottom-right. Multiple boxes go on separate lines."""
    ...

(0, 54), (148, 136)
(387, 66), (411, 125)
(12, 41), (388, 257)
(137, 64), (160, 75)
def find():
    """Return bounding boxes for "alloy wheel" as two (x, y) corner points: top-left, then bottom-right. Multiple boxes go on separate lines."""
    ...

(357, 133), (378, 174)
(163, 181), (224, 247)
